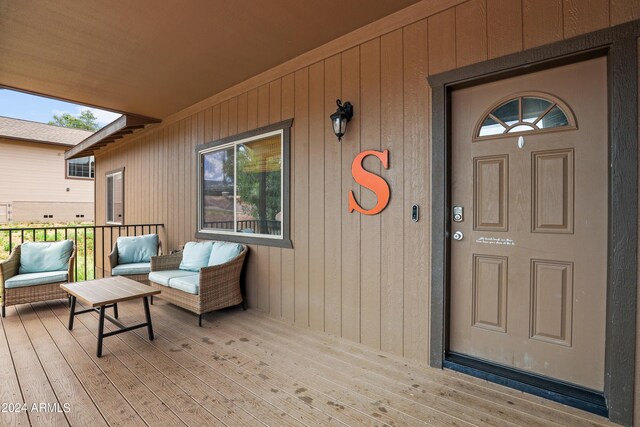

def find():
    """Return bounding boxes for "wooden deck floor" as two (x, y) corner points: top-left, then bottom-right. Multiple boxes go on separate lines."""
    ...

(0, 298), (617, 427)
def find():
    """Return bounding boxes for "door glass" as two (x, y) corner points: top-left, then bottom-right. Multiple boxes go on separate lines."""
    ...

(538, 105), (570, 128)
(479, 116), (505, 136)
(508, 124), (536, 133)
(522, 97), (552, 123)
(475, 93), (575, 140)
(493, 99), (520, 126)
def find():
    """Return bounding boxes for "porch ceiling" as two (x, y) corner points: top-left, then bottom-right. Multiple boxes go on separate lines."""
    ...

(0, 0), (420, 120)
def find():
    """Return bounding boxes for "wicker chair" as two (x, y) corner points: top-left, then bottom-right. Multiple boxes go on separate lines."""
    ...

(149, 245), (247, 326)
(0, 243), (75, 317)
(108, 237), (162, 286)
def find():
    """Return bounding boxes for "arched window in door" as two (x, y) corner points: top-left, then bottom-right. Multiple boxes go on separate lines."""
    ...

(474, 92), (576, 141)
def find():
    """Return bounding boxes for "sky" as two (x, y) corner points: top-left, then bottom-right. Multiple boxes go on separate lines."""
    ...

(0, 88), (121, 129)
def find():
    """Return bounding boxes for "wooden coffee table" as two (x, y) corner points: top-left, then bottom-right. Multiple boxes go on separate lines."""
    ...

(61, 276), (161, 357)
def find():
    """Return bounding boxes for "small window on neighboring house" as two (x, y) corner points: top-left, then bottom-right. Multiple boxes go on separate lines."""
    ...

(106, 168), (124, 224)
(474, 92), (576, 140)
(196, 119), (292, 248)
(67, 156), (95, 179)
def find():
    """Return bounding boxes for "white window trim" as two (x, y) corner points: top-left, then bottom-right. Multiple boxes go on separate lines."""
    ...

(66, 156), (95, 179)
(106, 168), (124, 225)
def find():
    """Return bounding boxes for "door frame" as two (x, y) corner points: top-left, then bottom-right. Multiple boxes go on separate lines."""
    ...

(428, 20), (639, 426)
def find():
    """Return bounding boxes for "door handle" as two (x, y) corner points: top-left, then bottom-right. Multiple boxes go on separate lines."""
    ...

(453, 231), (464, 241)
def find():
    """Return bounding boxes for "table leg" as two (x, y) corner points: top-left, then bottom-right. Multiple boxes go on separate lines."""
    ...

(97, 306), (105, 357)
(113, 303), (119, 319)
(143, 296), (154, 341)
(68, 296), (76, 330)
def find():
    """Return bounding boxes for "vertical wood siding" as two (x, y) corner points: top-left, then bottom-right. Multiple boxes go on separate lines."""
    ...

(95, 0), (640, 369)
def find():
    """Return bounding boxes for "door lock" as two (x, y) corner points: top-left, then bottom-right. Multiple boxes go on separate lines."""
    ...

(453, 206), (463, 222)
(453, 231), (464, 241)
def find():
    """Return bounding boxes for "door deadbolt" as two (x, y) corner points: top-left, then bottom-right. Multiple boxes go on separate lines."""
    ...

(453, 231), (464, 241)
(453, 206), (463, 222)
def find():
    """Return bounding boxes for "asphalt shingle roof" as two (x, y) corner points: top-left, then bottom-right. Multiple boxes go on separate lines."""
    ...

(0, 116), (93, 146)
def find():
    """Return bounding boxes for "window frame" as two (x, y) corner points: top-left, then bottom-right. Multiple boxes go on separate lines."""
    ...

(105, 167), (125, 225)
(195, 119), (293, 248)
(66, 155), (95, 180)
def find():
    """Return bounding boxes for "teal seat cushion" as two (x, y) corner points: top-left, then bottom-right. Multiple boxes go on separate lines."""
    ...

(178, 242), (213, 271)
(208, 241), (243, 266)
(112, 262), (151, 276)
(117, 234), (158, 264)
(149, 270), (197, 287)
(5, 271), (68, 289)
(19, 240), (73, 274)
(169, 274), (200, 295)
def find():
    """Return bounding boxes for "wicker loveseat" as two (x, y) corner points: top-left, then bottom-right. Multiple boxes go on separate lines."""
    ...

(0, 241), (75, 317)
(149, 242), (247, 326)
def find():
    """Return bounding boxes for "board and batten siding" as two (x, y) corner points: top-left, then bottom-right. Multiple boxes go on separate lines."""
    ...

(94, 0), (640, 381)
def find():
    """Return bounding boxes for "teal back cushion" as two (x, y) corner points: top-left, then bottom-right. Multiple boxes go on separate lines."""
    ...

(117, 234), (158, 264)
(19, 240), (73, 274)
(179, 241), (214, 271)
(208, 242), (243, 266)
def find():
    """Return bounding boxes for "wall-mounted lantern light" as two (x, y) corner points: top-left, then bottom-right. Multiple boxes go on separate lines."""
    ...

(330, 99), (353, 142)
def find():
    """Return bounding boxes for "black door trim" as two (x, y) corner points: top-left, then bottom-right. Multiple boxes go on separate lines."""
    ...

(429, 20), (639, 426)
(445, 352), (607, 417)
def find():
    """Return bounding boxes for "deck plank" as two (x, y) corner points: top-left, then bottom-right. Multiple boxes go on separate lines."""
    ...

(137, 318), (344, 426)
(16, 303), (107, 427)
(147, 305), (449, 427)
(46, 301), (187, 427)
(124, 302), (476, 426)
(69, 303), (232, 427)
(76, 303), (303, 426)
(35, 303), (146, 427)
(197, 308), (516, 427)
(3, 306), (69, 426)
(137, 304), (391, 427)
(0, 298), (619, 427)
(233, 308), (615, 427)
(84, 310), (266, 427)
(0, 311), (30, 426)
(226, 313), (550, 427)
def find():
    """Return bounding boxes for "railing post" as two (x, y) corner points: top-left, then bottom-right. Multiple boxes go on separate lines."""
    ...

(74, 228), (78, 281)
(101, 227), (105, 280)
(83, 227), (87, 280)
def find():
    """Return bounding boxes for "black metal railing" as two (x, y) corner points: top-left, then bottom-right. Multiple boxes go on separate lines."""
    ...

(203, 219), (281, 235)
(0, 224), (164, 282)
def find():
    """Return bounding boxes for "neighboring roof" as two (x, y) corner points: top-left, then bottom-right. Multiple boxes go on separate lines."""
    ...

(0, 116), (93, 147)
(65, 114), (160, 160)
(0, 0), (420, 119)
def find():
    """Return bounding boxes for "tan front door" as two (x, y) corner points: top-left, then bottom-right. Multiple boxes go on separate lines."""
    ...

(449, 57), (607, 391)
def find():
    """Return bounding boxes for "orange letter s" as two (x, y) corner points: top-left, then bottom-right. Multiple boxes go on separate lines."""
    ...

(348, 149), (390, 215)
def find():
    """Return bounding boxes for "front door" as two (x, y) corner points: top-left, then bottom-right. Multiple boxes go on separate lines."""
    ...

(449, 57), (607, 391)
